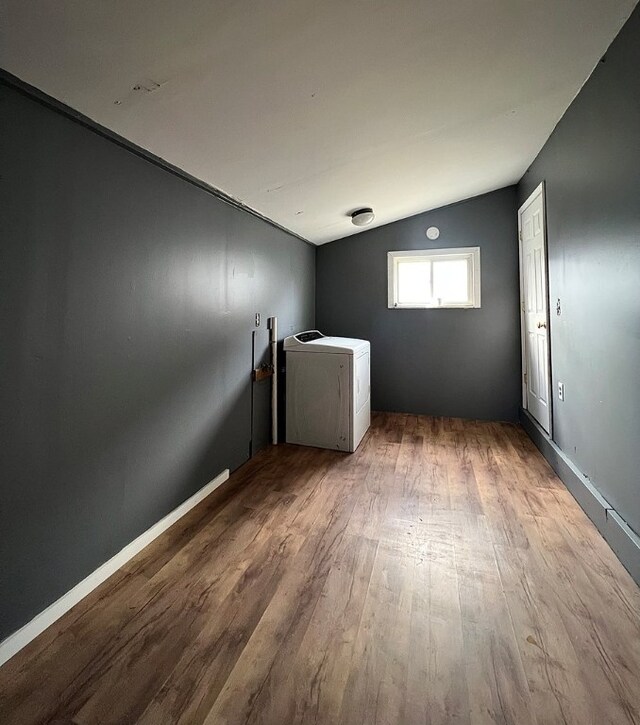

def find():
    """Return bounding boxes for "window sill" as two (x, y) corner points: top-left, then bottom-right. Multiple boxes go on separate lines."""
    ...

(389, 304), (480, 310)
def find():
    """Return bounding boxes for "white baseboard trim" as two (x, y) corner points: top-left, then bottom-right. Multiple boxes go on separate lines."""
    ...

(0, 468), (230, 668)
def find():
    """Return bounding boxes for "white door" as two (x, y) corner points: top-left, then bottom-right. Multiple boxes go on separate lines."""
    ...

(518, 183), (551, 433)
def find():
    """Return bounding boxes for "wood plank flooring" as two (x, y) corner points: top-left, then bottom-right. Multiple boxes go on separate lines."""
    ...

(1, 413), (640, 724)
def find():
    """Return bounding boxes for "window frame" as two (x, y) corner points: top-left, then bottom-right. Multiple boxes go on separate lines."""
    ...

(387, 246), (481, 309)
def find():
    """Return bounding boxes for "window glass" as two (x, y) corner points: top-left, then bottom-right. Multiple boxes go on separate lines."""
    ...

(432, 259), (468, 304)
(397, 259), (431, 305)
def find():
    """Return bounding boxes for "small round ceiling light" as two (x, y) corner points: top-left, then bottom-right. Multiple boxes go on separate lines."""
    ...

(350, 208), (375, 227)
(426, 226), (440, 240)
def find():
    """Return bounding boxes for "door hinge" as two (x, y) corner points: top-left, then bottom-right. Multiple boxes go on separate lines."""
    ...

(519, 230), (522, 241)
(523, 371), (527, 384)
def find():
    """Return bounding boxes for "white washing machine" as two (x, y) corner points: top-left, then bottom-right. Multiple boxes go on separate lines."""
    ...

(284, 330), (370, 452)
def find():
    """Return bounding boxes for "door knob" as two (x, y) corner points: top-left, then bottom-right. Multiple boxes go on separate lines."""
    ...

(537, 321), (547, 329)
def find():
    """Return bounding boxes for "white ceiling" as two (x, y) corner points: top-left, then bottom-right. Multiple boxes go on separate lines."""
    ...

(1, 1), (637, 244)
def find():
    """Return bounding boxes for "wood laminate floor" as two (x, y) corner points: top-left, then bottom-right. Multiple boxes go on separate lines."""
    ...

(1, 413), (640, 724)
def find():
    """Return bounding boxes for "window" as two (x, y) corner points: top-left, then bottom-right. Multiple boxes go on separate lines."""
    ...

(387, 247), (481, 309)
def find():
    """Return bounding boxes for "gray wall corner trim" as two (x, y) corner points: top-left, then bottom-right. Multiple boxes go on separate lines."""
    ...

(520, 409), (640, 586)
(0, 68), (312, 247)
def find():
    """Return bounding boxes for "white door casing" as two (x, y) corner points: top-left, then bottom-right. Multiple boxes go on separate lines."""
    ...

(518, 182), (552, 434)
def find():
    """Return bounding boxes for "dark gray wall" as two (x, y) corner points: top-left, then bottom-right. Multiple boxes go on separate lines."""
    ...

(0, 81), (315, 640)
(519, 5), (640, 536)
(316, 187), (521, 421)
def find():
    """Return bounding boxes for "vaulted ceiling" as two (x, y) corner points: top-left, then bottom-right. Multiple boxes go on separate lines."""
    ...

(1, 0), (637, 243)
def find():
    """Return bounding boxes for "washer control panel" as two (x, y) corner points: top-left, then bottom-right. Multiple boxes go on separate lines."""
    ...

(295, 330), (325, 343)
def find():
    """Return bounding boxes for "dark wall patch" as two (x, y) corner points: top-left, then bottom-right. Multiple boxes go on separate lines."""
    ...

(518, 5), (640, 535)
(0, 81), (315, 640)
(316, 187), (521, 422)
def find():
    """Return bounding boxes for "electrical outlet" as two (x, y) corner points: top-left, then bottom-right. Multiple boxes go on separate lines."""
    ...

(558, 382), (565, 401)
(255, 313), (261, 327)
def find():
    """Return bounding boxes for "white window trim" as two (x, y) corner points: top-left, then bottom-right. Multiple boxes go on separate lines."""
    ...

(387, 246), (481, 309)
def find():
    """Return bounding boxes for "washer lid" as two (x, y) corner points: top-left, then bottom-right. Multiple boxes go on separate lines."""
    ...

(284, 331), (369, 354)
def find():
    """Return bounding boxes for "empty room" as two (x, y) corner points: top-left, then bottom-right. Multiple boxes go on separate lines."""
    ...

(1, 1), (639, 723)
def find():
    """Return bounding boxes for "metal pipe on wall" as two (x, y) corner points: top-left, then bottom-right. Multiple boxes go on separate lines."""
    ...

(268, 316), (278, 444)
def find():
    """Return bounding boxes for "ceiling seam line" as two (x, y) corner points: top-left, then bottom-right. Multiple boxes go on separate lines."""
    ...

(0, 68), (312, 247)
